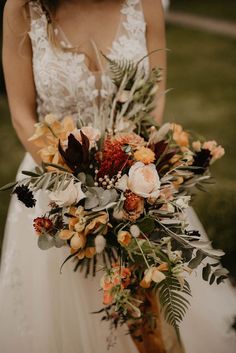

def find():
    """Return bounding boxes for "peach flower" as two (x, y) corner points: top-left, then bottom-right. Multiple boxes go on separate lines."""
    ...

(140, 264), (168, 288)
(134, 146), (155, 164)
(202, 140), (225, 162)
(171, 123), (189, 147)
(128, 162), (161, 199)
(117, 230), (132, 247)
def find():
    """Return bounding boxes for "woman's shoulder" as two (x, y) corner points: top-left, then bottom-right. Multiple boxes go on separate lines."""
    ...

(3, 0), (31, 32)
(141, 0), (165, 30)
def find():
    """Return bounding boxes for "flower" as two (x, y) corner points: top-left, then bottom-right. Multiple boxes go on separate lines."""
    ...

(140, 264), (167, 288)
(114, 133), (145, 148)
(123, 191), (144, 221)
(84, 212), (109, 236)
(97, 138), (132, 178)
(95, 235), (106, 253)
(29, 115), (77, 170)
(71, 126), (101, 149)
(171, 123), (189, 147)
(100, 264), (132, 305)
(128, 162), (161, 199)
(130, 224), (140, 238)
(134, 146), (155, 164)
(117, 230), (132, 246)
(49, 180), (86, 207)
(202, 140), (225, 163)
(13, 185), (36, 208)
(33, 217), (53, 235)
(59, 229), (86, 250)
(192, 140), (201, 152)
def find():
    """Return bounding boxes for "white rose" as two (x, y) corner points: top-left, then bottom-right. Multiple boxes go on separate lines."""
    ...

(49, 180), (86, 207)
(128, 162), (161, 199)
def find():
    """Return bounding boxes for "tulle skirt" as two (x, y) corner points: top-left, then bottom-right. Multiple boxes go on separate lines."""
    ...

(0, 153), (235, 353)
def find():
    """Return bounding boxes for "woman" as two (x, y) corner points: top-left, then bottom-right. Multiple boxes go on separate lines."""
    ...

(1, 0), (235, 352)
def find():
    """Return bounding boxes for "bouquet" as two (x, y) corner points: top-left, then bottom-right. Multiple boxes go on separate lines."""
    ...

(1, 55), (227, 352)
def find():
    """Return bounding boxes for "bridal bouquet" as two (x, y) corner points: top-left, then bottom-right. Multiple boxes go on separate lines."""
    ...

(1, 55), (227, 349)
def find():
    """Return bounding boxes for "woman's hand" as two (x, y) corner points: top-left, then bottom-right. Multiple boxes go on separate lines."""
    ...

(3, 0), (41, 164)
(142, 0), (167, 124)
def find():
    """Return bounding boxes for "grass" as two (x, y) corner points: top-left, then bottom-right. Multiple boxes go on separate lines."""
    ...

(170, 0), (236, 22)
(0, 23), (236, 277)
(165, 25), (236, 277)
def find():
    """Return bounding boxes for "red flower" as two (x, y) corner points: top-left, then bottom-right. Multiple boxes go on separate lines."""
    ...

(33, 217), (53, 235)
(123, 191), (144, 221)
(97, 138), (132, 178)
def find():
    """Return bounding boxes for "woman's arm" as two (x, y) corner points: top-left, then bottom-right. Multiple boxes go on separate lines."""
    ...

(3, 0), (41, 164)
(142, 0), (167, 124)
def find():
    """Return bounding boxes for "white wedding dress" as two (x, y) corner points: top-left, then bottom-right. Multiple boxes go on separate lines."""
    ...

(0, 1), (235, 352)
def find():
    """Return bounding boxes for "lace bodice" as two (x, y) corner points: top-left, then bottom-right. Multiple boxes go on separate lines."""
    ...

(28, 0), (149, 124)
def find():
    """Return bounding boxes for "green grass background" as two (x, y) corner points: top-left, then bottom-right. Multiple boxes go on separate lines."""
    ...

(0, 1), (236, 277)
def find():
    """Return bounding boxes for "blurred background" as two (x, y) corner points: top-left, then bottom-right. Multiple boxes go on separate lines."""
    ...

(0, 0), (236, 280)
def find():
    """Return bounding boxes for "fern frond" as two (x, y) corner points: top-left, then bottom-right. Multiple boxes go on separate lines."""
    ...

(102, 54), (137, 88)
(158, 276), (191, 335)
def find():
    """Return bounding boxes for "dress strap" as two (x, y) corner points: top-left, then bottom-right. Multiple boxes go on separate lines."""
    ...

(28, 1), (48, 43)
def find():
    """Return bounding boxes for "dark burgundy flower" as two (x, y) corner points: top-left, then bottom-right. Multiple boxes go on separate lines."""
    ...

(193, 148), (212, 174)
(13, 185), (36, 208)
(58, 132), (90, 174)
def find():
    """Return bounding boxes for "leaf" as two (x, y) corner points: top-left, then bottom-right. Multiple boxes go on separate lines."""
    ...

(43, 162), (70, 172)
(214, 268), (229, 277)
(188, 250), (206, 269)
(137, 218), (156, 233)
(0, 181), (18, 192)
(21, 170), (40, 177)
(38, 235), (55, 250)
(216, 275), (228, 285)
(54, 236), (66, 248)
(158, 276), (191, 333)
(209, 273), (216, 285)
(202, 263), (211, 281)
(60, 250), (79, 273)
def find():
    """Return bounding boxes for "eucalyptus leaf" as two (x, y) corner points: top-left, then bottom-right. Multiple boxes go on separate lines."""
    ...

(188, 250), (205, 269)
(22, 170), (40, 177)
(38, 235), (55, 250)
(54, 236), (66, 248)
(214, 268), (229, 277)
(202, 263), (211, 281)
(209, 273), (216, 285)
(78, 172), (86, 184)
(0, 181), (18, 192)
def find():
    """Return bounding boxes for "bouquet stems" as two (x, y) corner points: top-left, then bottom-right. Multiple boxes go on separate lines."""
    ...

(129, 289), (167, 353)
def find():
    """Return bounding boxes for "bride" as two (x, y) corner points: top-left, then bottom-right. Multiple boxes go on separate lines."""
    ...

(1, 0), (236, 352)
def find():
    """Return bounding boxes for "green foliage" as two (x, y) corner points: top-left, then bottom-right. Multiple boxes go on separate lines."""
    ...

(103, 54), (137, 89)
(158, 277), (191, 333)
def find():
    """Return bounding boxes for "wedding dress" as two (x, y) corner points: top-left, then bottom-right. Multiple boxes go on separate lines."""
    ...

(0, 1), (235, 352)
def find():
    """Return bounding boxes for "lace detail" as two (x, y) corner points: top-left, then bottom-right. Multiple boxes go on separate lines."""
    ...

(28, 0), (149, 123)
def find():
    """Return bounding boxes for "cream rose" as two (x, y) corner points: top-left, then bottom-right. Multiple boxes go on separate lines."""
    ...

(128, 162), (161, 199)
(49, 180), (86, 207)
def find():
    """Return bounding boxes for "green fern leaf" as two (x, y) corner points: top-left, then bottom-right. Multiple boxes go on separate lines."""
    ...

(103, 54), (138, 88)
(158, 276), (191, 335)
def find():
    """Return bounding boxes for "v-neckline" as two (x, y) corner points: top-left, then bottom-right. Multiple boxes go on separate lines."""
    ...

(53, 0), (127, 75)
